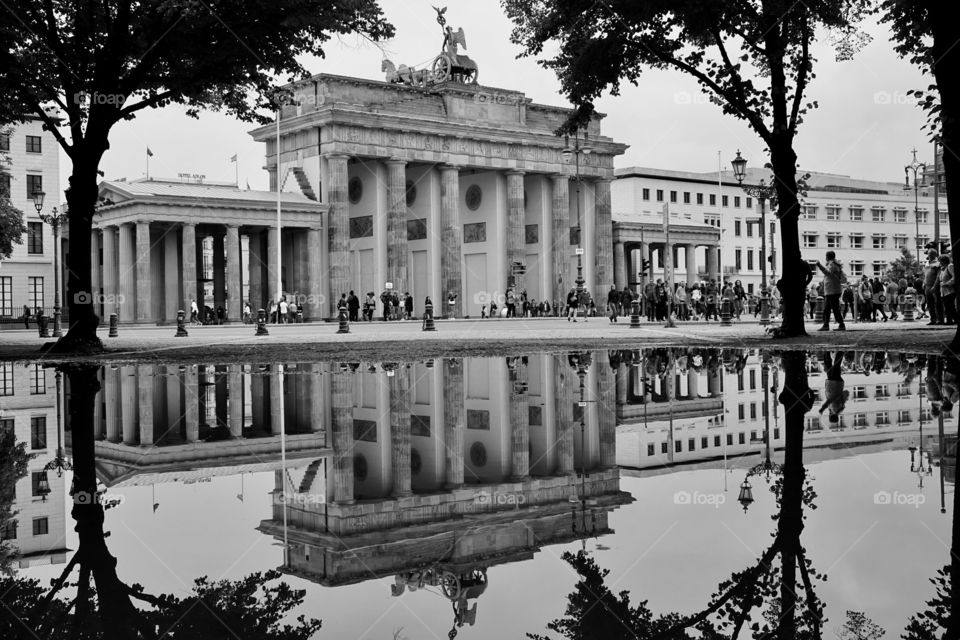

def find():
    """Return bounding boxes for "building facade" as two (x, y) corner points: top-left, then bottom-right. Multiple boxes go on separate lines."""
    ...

(0, 115), (60, 324)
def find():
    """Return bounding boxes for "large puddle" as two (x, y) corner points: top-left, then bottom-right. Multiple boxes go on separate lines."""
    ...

(1, 348), (956, 638)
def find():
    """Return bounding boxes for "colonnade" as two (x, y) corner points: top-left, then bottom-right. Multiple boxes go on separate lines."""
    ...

(613, 240), (721, 291)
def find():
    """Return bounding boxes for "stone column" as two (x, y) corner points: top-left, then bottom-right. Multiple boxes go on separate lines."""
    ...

(551, 176), (570, 307)
(706, 245), (720, 282)
(595, 179), (613, 304)
(506, 170), (526, 294)
(266, 226), (279, 305)
(554, 355), (575, 475)
(184, 366), (199, 443)
(181, 223), (197, 312)
(613, 241), (626, 291)
(309, 363), (324, 434)
(440, 165), (462, 318)
(226, 225), (242, 322)
(688, 370), (700, 399)
(389, 368), (412, 497)
(213, 232), (226, 314)
(248, 230), (263, 312)
(101, 226), (118, 320)
(331, 370), (355, 503)
(104, 366), (119, 442)
(597, 359), (616, 468)
(386, 159), (409, 294)
(228, 364), (244, 437)
(442, 358), (465, 488)
(90, 229), (101, 317)
(120, 365), (137, 444)
(616, 361), (628, 407)
(163, 229), (179, 322)
(708, 367), (721, 396)
(135, 221), (152, 323)
(165, 367), (182, 442)
(269, 366), (283, 433)
(118, 223), (135, 323)
(306, 227), (323, 320)
(92, 369), (104, 439)
(327, 154), (351, 316)
(686, 244), (698, 285)
(137, 365), (154, 445)
(509, 375), (530, 482)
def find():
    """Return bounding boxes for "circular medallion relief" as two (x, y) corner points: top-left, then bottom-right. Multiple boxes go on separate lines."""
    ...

(470, 442), (487, 467)
(354, 454), (368, 481)
(405, 180), (417, 207)
(465, 184), (482, 211)
(348, 176), (363, 204)
(411, 448), (422, 475)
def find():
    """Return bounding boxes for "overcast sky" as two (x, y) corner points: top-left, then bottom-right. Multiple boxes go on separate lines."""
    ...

(70, 1), (934, 193)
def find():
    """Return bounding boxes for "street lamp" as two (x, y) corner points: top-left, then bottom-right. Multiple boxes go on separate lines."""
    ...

(570, 352), (598, 548)
(562, 130), (592, 296)
(43, 370), (72, 477)
(32, 191), (69, 337)
(904, 148), (927, 258)
(730, 151), (777, 326)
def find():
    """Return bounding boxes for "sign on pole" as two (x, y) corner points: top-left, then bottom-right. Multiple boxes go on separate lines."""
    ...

(663, 202), (676, 327)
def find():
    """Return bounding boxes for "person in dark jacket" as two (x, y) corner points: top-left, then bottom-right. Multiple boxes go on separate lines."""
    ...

(347, 290), (360, 321)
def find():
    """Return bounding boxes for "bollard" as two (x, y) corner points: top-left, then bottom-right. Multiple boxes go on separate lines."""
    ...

(108, 313), (119, 337)
(758, 288), (771, 326)
(814, 295), (825, 319)
(337, 308), (350, 334)
(38, 314), (49, 338)
(422, 302), (437, 331)
(175, 309), (189, 337)
(630, 298), (641, 328)
(720, 298), (733, 326)
(255, 308), (270, 336)
(902, 291), (915, 322)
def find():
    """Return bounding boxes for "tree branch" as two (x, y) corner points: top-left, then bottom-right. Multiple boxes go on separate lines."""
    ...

(796, 548), (822, 640)
(789, 13), (811, 134)
(30, 102), (74, 159)
(119, 90), (176, 118)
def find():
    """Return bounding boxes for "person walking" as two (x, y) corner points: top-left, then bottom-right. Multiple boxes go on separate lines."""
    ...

(190, 299), (200, 325)
(924, 250), (943, 325)
(884, 277), (900, 320)
(815, 250), (845, 331)
(607, 286), (619, 323)
(566, 288), (579, 322)
(404, 292), (414, 320)
(364, 292), (376, 321)
(841, 285), (854, 322)
(278, 297), (288, 324)
(871, 278), (888, 322)
(939, 254), (957, 325)
(857, 276), (873, 322)
(347, 290), (360, 322)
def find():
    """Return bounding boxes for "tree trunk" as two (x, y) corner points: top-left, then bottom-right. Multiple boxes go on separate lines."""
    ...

(777, 351), (812, 639)
(56, 152), (105, 352)
(769, 136), (809, 338)
(927, 4), (960, 355)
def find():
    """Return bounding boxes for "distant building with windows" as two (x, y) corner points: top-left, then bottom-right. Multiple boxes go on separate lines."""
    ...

(613, 164), (945, 293)
(0, 113), (60, 325)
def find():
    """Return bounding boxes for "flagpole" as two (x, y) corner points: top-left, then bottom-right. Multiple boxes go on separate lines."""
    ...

(146, 149), (150, 179)
(235, 153), (239, 188)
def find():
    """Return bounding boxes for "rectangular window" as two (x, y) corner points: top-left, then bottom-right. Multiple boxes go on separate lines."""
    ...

(803, 234), (818, 249)
(917, 235), (929, 247)
(29, 364), (45, 395)
(849, 207), (863, 222)
(675, 440), (682, 453)
(30, 416), (46, 449)
(683, 192), (691, 204)
(0, 132), (9, 151)
(647, 443), (655, 456)
(31, 471), (46, 497)
(0, 418), (13, 435)
(734, 220), (742, 236)
(726, 433), (733, 446)
(873, 261), (886, 277)
(849, 262), (864, 277)
(853, 413), (868, 428)
(0, 173), (9, 197)
(747, 251), (754, 270)
(656, 189), (664, 202)
(894, 235), (908, 249)
(749, 369), (756, 390)
(738, 404), (745, 420)
(738, 433), (746, 445)
(746, 197), (752, 209)
(894, 209), (907, 223)
(898, 409), (912, 423)
(688, 438), (696, 451)
(827, 233), (841, 248)
(722, 195), (729, 207)
(26, 174), (42, 199)
(872, 236), (886, 250)
(642, 188), (650, 201)
(940, 212), (949, 225)
(701, 436), (709, 449)
(0, 521), (15, 541)
(875, 384), (889, 398)
(696, 193), (704, 205)
(0, 276), (11, 316)
(898, 382), (911, 397)
(750, 404), (757, 419)
(734, 196), (741, 208)
(27, 222), (43, 254)
(27, 277), (43, 312)
(670, 190), (677, 203)
(872, 208), (886, 223)
(714, 435), (721, 447)
(709, 194), (716, 206)
(826, 206), (841, 220)
(0, 363), (12, 396)
(25, 135), (41, 153)
(803, 205), (817, 219)
(849, 235), (864, 249)
(735, 249), (742, 270)
(32, 517), (48, 536)
(661, 442), (668, 454)
(917, 210), (929, 224)
(737, 373), (744, 391)
(852, 385), (867, 400)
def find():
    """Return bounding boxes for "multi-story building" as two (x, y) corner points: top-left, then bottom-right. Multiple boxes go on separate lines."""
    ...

(612, 164), (946, 294)
(0, 113), (60, 325)
(0, 362), (69, 568)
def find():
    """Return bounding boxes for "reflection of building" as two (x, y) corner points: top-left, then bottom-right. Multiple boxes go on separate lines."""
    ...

(255, 354), (630, 633)
(64, 364), (328, 486)
(0, 362), (69, 567)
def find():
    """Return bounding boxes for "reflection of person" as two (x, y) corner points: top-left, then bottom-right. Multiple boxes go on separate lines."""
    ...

(819, 351), (849, 426)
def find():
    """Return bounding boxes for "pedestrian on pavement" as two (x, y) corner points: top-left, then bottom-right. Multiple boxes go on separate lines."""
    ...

(815, 250), (845, 331)
(364, 292), (376, 321)
(885, 278), (900, 320)
(243, 302), (252, 324)
(347, 290), (360, 322)
(939, 254), (957, 325)
(22, 304), (30, 329)
(190, 299), (200, 325)
(925, 251), (943, 325)
(278, 297), (288, 324)
(404, 292), (414, 320)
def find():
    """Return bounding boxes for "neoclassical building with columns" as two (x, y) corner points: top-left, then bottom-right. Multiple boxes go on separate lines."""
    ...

(249, 73), (628, 318)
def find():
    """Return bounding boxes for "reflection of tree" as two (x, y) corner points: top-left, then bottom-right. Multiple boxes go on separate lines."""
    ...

(0, 424), (31, 573)
(531, 351), (830, 640)
(0, 364), (321, 640)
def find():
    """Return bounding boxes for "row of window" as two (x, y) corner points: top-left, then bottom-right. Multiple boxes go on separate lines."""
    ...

(803, 205), (947, 224)
(0, 276), (45, 317)
(0, 133), (42, 153)
(0, 362), (47, 396)
(0, 174), (44, 200)
(802, 233), (936, 250)
(0, 516), (49, 541)
(642, 188), (753, 209)
(647, 428), (783, 456)
(807, 408), (932, 429)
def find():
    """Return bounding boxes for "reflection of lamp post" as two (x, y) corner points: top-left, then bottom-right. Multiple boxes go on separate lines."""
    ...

(738, 362), (783, 512)
(730, 151), (777, 326)
(569, 353), (598, 547)
(904, 148), (927, 258)
(562, 131), (592, 295)
(43, 370), (71, 475)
